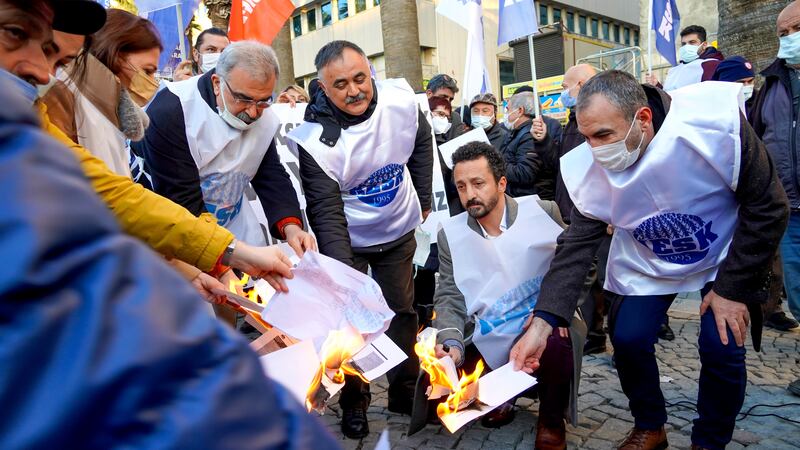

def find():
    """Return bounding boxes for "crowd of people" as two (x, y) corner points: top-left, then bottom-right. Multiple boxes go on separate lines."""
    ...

(2, 0), (800, 449)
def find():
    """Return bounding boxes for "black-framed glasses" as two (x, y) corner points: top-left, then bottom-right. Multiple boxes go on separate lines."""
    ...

(221, 77), (273, 109)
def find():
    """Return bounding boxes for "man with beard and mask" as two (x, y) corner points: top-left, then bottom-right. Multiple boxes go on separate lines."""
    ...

(433, 141), (584, 448)
(511, 70), (789, 450)
(287, 40), (433, 439)
(135, 41), (316, 255)
(750, 0), (800, 396)
(646, 25), (724, 92)
(173, 27), (230, 82)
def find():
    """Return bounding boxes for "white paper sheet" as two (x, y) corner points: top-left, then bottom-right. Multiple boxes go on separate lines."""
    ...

(437, 127), (490, 169)
(259, 340), (319, 405)
(261, 251), (394, 343)
(349, 333), (408, 382)
(438, 362), (537, 433)
(374, 429), (391, 450)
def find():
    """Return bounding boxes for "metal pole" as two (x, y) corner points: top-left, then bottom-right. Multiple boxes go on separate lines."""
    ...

(176, 3), (187, 60)
(647, 0), (653, 76)
(527, 34), (540, 117)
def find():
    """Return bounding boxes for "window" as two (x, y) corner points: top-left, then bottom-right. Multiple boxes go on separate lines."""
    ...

(634, 32), (640, 46)
(552, 8), (561, 24)
(624, 27), (630, 45)
(338, 0), (349, 19)
(566, 12), (574, 32)
(613, 24), (620, 42)
(499, 60), (515, 87)
(578, 15), (587, 35)
(292, 15), (302, 37)
(306, 9), (316, 32)
(602, 21), (609, 40)
(355, 0), (366, 13)
(539, 5), (548, 25)
(373, 0), (380, 5)
(591, 18), (598, 37)
(321, 2), (332, 26)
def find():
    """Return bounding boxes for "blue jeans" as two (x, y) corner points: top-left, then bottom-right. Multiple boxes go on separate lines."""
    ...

(781, 211), (800, 321)
(610, 286), (747, 450)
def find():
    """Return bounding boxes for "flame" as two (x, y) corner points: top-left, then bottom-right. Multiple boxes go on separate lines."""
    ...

(437, 359), (484, 416)
(226, 273), (271, 329)
(305, 329), (369, 412)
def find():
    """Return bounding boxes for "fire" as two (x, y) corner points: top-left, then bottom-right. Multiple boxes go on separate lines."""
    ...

(226, 273), (271, 330)
(228, 273), (262, 304)
(305, 329), (369, 412)
(437, 359), (484, 416)
(414, 327), (455, 390)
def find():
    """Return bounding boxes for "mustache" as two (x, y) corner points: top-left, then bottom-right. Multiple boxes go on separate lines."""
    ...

(345, 92), (367, 104)
(466, 199), (484, 208)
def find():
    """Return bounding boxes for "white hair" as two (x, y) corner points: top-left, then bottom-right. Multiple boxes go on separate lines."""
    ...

(508, 92), (537, 117)
(216, 40), (280, 82)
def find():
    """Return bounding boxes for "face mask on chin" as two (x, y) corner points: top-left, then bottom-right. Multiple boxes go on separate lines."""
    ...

(588, 111), (645, 172)
(217, 77), (258, 131)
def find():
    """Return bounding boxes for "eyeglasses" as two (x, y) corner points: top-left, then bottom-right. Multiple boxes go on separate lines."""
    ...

(221, 77), (273, 109)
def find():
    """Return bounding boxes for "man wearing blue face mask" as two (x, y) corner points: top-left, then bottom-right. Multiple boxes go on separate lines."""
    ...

(511, 70), (789, 450)
(648, 25), (724, 92)
(749, 0), (800, 397)
(135, 41), (316, 257)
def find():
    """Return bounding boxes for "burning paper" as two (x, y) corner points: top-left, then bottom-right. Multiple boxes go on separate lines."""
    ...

(261, 251), (394, 345)
(414, 328), (538, 433)
(306, 328), (367, 413)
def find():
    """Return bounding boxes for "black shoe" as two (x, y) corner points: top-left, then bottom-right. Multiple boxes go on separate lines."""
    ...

(480, 401), (516, 428)
(765, 311), (800, 331)
(341, 407), (369, 439)
(789, 379), (800, 397)
(583, 337), (607, 355)
(657, 323), (675, 341)
(387, 398), (413, 415)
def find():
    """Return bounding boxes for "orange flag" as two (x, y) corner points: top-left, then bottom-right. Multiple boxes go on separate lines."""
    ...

(229, 0), (296, 44)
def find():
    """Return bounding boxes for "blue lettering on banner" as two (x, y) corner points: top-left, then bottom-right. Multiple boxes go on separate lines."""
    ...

(349, 164), (405, 207)
(633, 213), (719, 265)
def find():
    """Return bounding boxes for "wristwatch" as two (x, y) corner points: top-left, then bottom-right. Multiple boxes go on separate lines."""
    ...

(221, 239), (236, 266)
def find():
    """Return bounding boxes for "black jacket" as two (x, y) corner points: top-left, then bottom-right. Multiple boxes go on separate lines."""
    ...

(499, 119), (540, 197)
(133, 70), (301, 238)
(298, 80), (434, 267)
(536, 85), (789, 349)
(485, 122), (508, 152)
(553, 110), (584, 222)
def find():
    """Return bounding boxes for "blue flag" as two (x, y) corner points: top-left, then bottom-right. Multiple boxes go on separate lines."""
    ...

(140, 0), (200, 71)
(652, 0), (681, 66)
(135, 0), (181, 13)
(497, 0), (539, 45)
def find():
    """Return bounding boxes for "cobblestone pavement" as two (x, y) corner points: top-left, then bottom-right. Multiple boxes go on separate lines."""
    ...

(315, 303), (800, 449)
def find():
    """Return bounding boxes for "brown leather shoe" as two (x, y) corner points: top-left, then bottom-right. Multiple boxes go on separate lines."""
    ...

(480, 401), (516, 428)
(535, 420), (566, 450)
(617, 426), (668, 450)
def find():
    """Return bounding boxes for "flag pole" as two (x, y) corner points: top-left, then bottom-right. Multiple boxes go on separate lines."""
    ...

(527, 34), (540, 117)
(176, 3), (187, 60)
(647, 0), (653, 76)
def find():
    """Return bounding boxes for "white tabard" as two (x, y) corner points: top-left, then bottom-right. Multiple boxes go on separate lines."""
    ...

(166, 76), (280, 246)
(561, 81), (743, 296)
(286, 79), (422, 248)
(443, 196), (563, 369)
(662, 59), (706, 92)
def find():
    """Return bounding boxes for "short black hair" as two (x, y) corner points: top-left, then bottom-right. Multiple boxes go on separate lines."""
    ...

(315, 40), (366, 72)
(575, 70), (648, 120)
(451, 141), (506, 183)
(514, 85), (534, 94)
(195, 27), (228, 50)
(680, 25), (707, 42)
(427, 74), (459, 94)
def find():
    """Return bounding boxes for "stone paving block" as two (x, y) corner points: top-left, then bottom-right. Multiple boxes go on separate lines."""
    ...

(453, 438), (484, 450)
(486, 427), (523, 444)
(667, 431), (692, 448)
(748, 438), (798, 450)
(582, 437), (617, 449)
(731, 429), (761, 446)
(590, 417), (632, 441)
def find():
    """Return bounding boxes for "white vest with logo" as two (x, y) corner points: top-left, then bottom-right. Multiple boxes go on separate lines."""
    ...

(166, 76), (280, 246)
(286, 79), (422, 247)
(662, 58), (706, 91)
(443, 196), (562, 369)
(561, 81), (742, 296)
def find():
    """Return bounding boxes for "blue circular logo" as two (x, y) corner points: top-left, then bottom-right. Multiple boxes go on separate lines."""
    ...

(633, 213), (719, 265)
(349, 164), (404, 207)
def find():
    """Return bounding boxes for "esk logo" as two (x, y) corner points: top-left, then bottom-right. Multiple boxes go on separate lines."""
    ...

(633, 213), (718, 265)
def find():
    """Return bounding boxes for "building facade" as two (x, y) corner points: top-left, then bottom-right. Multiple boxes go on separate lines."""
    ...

(287, 0), (640, 103)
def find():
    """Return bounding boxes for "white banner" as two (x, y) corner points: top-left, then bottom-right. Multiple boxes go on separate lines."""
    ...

(249, 99), (450, 246)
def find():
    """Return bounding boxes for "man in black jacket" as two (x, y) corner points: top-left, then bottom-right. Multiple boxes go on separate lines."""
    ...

(135, 41), (314, 254)
(468, 93), (507, 151)
(511, 71), (789, 450)
(287, 41), (433, 439)
(499, 91), (550, 197)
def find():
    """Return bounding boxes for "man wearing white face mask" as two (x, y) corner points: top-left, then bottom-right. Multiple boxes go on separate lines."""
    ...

(712, 56), (757, 115)
(498, 91), (550, 197)
(173, 27), (230, 82)
(650, 25), (724, 92)
(468, 93), (507, 151)
(511, 70), (789, 450)
(135, 41), (316, 256)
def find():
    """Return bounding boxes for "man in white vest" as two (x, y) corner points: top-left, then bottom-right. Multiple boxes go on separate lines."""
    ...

(433, 141), (584, 449)
(646, 25), (724, 92)
(287, 40), (433, 439)
(137, 41), (315, 254)
(511, 70), (789, 450)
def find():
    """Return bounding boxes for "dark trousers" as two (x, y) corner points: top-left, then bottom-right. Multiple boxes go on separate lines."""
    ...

(461, 330), (573, 425)
(339, 236), (420, 410)
(609, 285), (746, 450)
(579, 235), (612, 345)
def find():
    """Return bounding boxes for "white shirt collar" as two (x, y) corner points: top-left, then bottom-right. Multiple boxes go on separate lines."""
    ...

(477, 203), (508, 239)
